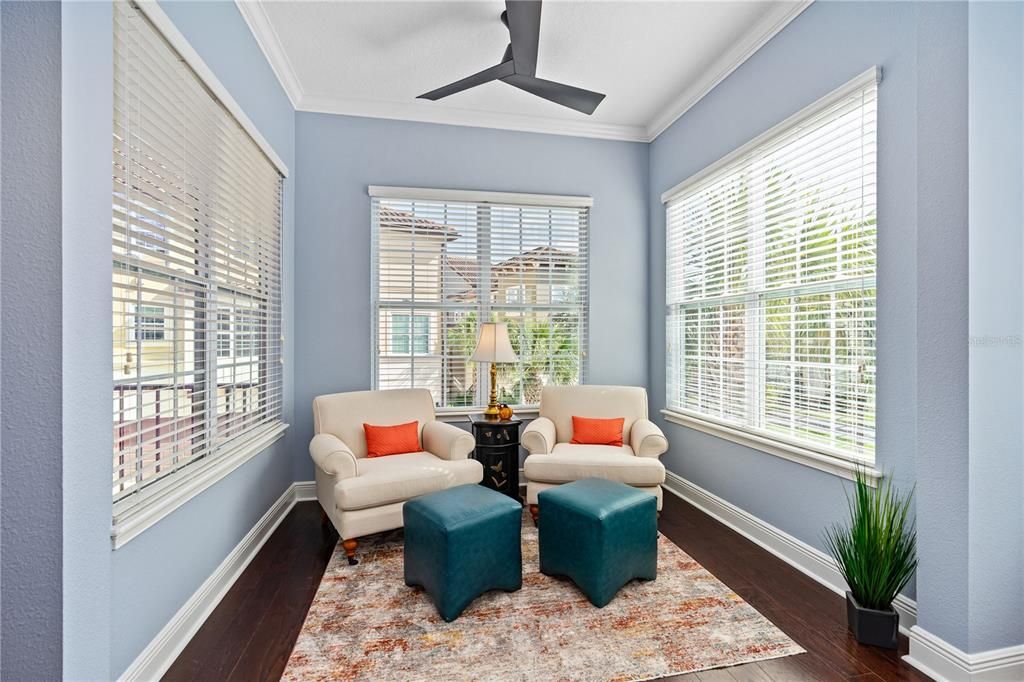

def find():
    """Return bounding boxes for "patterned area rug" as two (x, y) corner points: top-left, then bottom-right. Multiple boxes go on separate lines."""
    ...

(283, 511), (803, 681)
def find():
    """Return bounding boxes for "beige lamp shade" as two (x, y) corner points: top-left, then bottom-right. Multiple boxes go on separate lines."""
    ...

(470, 322), (518, 363)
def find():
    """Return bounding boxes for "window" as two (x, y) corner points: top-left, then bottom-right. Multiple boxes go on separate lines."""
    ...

(371, 187), (590, 409)
(133, 305), (166, 341)
(216, 311), (232, 358)
(112, 0), (286, 523)
(663, 69), (878, 465)
(391, 314), (430, 355)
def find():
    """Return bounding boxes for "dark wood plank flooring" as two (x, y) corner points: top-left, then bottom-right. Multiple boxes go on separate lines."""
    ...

(164, 492), (930, 682)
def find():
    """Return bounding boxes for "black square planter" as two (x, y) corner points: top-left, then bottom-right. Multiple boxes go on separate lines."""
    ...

(846, 592), (899, 649)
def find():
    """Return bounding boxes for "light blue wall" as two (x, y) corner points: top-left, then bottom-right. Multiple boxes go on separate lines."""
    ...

(1, 3), (64, 679)
(62, 1), (115, 676)
(293, 113), (649, 480)
(913, 1), (970, 650)
(967, 0), (1024, 653)
(649, 0), (922, 581)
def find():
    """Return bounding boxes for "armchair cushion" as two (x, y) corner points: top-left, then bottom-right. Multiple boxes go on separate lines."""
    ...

(309, 433), (358, 479)
(523, 443), (665, 487)
(522, 417), (556, 455)
(334, 452), (483, 511)
(629, 419), (669, 458)
(421, 420), (475, 461)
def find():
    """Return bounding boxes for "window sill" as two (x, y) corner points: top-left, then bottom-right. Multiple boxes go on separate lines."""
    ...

(111, 421), (289, 549)
(660, 409), (879, 486)
(436, 407), (540, 423)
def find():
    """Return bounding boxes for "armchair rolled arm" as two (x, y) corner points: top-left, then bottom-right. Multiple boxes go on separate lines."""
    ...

(309, 433), (358, 478)
(522, 417), (556, 455)
(630, 419), (668, 458)
(422, 420), (475, 460)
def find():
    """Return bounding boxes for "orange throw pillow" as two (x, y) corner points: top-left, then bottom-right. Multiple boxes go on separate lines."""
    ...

(363, 421), (420, 458)
(571, 416), (625, 447)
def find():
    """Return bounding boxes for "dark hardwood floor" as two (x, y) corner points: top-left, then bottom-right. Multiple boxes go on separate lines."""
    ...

(164, 492), (930, 682)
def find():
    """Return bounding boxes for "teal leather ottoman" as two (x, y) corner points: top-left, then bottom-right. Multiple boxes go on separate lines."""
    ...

(403, 484), (522, 622)
(538, 478), (657, 607)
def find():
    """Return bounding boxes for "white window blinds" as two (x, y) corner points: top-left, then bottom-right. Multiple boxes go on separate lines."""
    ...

(664, 69), (878, 463)
(113, 1), (285, 511)
(370, 188), (590, 409)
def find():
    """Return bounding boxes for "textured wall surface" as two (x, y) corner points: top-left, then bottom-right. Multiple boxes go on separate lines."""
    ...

(967, 0), (1024, 653)
(1, 2), (63, 679)
(912, 0), (970, 650)
(292, 113), (650, 481)
(62, 1), (114, 677)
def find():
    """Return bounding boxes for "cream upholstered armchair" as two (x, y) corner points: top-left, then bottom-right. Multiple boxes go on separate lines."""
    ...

(522, 385), (668, 522)
(310, 388), (482, 564)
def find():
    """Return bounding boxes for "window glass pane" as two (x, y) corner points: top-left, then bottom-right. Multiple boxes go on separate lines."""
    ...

(391, 314), (411, 354)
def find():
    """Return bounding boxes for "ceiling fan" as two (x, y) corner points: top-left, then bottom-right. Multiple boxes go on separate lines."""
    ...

(417, 0), (606, 115)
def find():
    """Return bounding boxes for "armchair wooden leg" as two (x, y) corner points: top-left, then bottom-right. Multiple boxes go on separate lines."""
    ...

(529, 504), (539, 526)
(342, 538), (358, 566)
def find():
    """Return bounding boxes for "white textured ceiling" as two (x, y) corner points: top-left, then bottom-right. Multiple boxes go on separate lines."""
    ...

(240, 1), (809, 141)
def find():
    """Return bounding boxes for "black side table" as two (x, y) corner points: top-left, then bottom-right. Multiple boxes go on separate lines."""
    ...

(468, 414), (523, 502)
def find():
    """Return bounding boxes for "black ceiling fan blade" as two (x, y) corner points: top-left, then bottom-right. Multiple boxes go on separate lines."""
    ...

(505, 0), (541, 76)
(417, 60), (515, 100)
(501, 74), (606, 115)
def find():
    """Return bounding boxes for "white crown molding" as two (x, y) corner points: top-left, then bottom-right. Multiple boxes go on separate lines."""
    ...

(644, 0), (814, 141)
(905, 626), (1024, 682)
(118, 481), (316, 681)
(661, 471), (918, 633)
(235, 0), (304, 108)
(235, 1), (812, 143)
(299, 94), (650, 142)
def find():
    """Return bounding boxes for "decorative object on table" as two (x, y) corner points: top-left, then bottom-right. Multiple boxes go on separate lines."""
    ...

(521, 385), (668, 524)
(823, 468), (917, 649)
(403, 484), (522, 622)
(469, 413), (522, 500)
(284, 509), (804, 681)
(498, 403), (514, 420)
(469, 322), (518, 419)
(309, 389), (482, 565)
(538, 478), (657, 608)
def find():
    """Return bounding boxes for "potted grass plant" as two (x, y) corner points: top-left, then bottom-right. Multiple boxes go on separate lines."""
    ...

(823, 469), (917, 649)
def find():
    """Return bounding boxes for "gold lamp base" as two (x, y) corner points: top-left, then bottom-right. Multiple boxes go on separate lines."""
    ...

(483, 363), (501, 419)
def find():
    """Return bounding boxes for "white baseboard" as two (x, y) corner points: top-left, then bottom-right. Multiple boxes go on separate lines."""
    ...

(904, 626), (1024, 682)
(294, 479), (316, 502)
(660, 471), (918, 633)
(119, 480), (317, 681)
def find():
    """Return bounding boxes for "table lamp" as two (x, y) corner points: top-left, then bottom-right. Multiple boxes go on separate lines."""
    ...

(470, 322), (518, 419)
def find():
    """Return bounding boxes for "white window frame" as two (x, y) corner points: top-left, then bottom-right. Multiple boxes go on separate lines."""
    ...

(661, 68), (882, 484)
(369, 186), (591, 417)
(110, 0), (290, 547)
